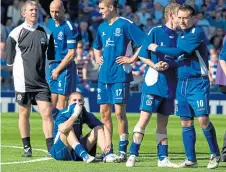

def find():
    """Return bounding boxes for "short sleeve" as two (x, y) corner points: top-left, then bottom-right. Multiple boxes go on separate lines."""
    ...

(138, 29), (154, 59)
(127, 22), (146, 47)
(65, 20), (78, 49)
(5, 35), (17, 66)
(92, 27), (102, 50)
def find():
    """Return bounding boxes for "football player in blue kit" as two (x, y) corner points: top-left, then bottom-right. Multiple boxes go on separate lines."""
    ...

(218, 36), (226, 162)
(50, 92), (120, 163)
(149, 4), (220, 169)
(92, 0), (146, 161)
(47, 0), (77, 110)
(126, 3), (180, 168)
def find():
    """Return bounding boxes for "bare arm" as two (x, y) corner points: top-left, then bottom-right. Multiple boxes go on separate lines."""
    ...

(58, 115), (78, 133)
(82, 67), (88, 80)
(52, 49), (75, 79)
(58, 104), (82, 133)
(139, 56), (169, 71)
(93, 48), (103, 65)
(116, 47), (141, 64)
(220, 59), (226, 76)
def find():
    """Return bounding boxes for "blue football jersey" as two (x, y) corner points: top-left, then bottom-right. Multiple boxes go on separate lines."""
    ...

(47, 18), (78, 62)
(138, 25), (178, 98)
(53, 104), (103, 139)
(93, 17), (146, 83)
(176, 26), (209, 79)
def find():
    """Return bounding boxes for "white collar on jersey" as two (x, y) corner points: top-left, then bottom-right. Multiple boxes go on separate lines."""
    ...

(23, 22), (39, 31)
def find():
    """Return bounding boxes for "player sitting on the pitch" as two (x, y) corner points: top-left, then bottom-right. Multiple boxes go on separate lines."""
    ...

(50, 92), (120, 163)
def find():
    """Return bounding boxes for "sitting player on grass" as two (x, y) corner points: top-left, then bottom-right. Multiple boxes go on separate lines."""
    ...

(50, 92), (120, 163)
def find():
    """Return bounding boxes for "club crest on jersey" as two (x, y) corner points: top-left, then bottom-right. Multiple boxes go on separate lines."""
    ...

(57, 31), (63, 40)
(114, 28), (121, 37)
(40, 38), (46, 44)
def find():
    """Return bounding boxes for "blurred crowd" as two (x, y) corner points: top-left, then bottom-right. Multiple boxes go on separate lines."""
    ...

(1, 0), (226, 92)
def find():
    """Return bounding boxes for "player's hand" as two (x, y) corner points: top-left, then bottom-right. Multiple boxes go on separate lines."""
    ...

(51, 69), (59, 80)
(116, 56), (132, 64)
(96, 56), (103, 65)
(72, 103), (83, 118)
(154, 61), (169, 71)
(161, 61), (169, 71)
(148, 43), (158, 52)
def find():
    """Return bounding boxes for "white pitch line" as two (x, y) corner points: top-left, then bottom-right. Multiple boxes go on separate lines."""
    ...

(1, 145), (53, 165)
(1, 157), (52, 165)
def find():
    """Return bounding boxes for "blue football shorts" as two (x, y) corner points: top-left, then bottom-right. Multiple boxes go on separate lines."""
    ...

(140, 93), (174, 115)
(50, 132), (96, 161)
(48, 61), (76, 95)
(97, 82), (129, 104)
(175, 76), (209, 117)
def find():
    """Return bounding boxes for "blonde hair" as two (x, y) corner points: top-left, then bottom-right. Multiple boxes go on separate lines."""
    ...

(99, 0), (118, 8)
(164, 3), (180, 22)
(21, 0), (38, 14)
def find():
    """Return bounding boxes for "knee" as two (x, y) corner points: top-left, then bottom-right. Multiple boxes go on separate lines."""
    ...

(115, 112), (125, 121)
(180, 117), (193, 127)
(41, 109), (53, 121)
(57, 103), (65, 110)
(101, 112), (111, 122)
(197, 116), (209, 129)
(93, 125), (103, 134)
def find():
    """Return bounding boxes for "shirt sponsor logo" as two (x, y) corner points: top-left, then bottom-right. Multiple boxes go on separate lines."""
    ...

(105, 38), (115, 47)
(114, 28), (121, 37)
(57, 31), (63, 40)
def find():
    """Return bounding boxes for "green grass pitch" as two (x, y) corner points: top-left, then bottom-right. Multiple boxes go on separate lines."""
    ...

(1, 113), (226, 172)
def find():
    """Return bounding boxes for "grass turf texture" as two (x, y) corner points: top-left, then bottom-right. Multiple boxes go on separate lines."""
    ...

(1, 113), (226, 172)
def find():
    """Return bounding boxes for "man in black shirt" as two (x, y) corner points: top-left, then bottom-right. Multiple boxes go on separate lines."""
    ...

(5, 0), (55, 157)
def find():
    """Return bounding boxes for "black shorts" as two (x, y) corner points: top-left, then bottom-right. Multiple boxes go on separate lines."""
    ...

(15, 91), (51, 105)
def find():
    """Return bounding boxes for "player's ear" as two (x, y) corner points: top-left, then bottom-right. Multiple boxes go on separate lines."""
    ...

(109, 4), (114, 12)
(21, 9), (26, 18)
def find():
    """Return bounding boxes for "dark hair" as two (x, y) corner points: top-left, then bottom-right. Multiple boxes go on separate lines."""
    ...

(113, 0), (118, 8)
(178, 4), (196, 17)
